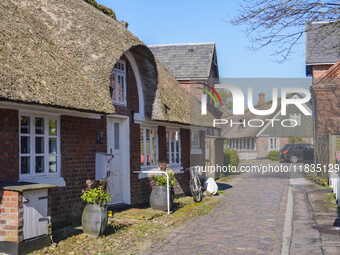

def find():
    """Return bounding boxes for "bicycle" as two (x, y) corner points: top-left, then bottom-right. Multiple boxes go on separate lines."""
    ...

(189, 167), (203, 202)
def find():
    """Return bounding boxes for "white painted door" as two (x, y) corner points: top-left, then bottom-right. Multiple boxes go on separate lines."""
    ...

(107, 119), (123, 205)
(23, 189), (48, 240)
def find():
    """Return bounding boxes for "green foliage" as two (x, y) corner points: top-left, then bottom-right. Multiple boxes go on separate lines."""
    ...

(223, 148), (240, 167)
(215, 89), (232, 117)
(83, 0), (116, 20)
(81, 186), (111, 205)
(152, 169), (175, 187)
(288, 136), (304, 143)
(266, 150), (280, 161)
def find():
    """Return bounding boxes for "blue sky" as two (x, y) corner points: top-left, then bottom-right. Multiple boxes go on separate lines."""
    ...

(97, 0), (309, 78)
(97, 0), (312, 101)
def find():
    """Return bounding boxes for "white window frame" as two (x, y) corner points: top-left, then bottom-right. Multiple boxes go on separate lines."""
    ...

(166, 129), (182, 168)
(110, 59), (127, 106)
(268, 137), (279, 151)
(19, 112), (61, 179)
(140, 126), (159, 169)
(290, 113), (301, 126)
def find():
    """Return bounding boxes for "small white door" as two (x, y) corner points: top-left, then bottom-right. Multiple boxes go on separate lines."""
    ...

(107, 119), (123, 204)
(23, 189), (48, 240)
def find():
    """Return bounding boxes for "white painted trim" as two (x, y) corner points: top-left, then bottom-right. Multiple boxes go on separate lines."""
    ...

(140, 126), (159, 169)
(111, 59), (127, 106)
(19, 112), (62, 181)
(107, 115), (131, 204)
(0, 101), (102, 119)
(124, 51), (145, 118)
(268, 137), (280, 152)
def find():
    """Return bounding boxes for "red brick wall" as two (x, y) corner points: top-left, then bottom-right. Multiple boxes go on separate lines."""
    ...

(312, 85), (340, 136)
(312, 65), (333, 82)
(0, 190), (22, 242)
(256, 137), (268, 158)
(0, 109), (19, 184)
(50, 115), (107, 227)
(129, 127), (192, 204)
(180, 128), (190, 169)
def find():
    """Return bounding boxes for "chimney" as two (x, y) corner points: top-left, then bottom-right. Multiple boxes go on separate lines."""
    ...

(120, 21), (128, 28)
(258, 93), (265, 104)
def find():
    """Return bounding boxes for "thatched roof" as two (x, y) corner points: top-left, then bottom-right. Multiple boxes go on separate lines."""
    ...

(0, 0), (142, 113)
(0, 0), (216, 127)
(152, 60), (215, 127)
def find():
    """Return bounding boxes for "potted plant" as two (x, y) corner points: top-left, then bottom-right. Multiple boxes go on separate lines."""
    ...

(81, 181), (111, 237)
(150, 167), (175, 211)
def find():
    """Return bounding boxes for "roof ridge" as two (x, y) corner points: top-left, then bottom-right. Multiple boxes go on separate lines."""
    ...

(148, 42), (215, 47)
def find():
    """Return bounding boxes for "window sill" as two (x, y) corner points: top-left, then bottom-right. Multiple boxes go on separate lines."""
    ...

(168, 165), (183, 171)
(191, 148), (202, 155)
(138, 167), (160, 179)
(19, 176), (66, 187)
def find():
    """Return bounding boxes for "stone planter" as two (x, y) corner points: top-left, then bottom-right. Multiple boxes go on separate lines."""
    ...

(81, 204), (108, 237)
(150, 186), (174, 211)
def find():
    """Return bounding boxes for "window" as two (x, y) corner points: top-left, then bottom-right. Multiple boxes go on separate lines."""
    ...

(290, 113), (301, 126)
(19, 114), (60, 177)
(110, 60), (126, 106)
(268, 137), (279, 151)
(166, 130), (181, 166)
(140, 127), (158, 168)
(191, 130), (200, 149)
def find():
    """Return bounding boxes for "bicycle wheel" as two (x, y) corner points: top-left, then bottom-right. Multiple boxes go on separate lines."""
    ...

(190, 178), (202, 202)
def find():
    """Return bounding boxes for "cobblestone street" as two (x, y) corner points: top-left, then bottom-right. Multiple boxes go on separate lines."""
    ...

(148, 166), (290, 255)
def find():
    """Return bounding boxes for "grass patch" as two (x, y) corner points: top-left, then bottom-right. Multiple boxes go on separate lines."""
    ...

(328, 193), (336, 202)
(306, 175), (329, 188)
(217, 190), (225, 195)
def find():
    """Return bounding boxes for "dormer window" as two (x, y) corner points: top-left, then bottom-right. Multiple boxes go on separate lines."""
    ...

(110, 60), (126, 106)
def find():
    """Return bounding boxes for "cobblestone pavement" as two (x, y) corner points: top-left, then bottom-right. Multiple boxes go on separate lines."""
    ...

(147, 166), (290, 255)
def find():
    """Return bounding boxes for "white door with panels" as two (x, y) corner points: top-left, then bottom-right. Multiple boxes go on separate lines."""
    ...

(23, 189), (48, 240)
(107, 118), (123, 205)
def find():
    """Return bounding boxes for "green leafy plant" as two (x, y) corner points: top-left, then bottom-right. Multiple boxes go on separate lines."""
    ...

(288, 136), (304, 143)
(223, 148), (240, 167)
(152, 169), (175, 187)
(83, 0), (116, 20)
(81, 185), (111, 205)
(266, 150), (280, 161)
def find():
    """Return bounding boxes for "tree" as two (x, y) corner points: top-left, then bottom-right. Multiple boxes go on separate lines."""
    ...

(230, 0), (340, 62)
(216, 89), (232, 117)
(288, 136), (304, 143)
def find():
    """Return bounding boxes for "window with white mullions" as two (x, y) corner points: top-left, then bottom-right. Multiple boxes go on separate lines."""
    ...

(268, 137), (279, 151)
(19, 114), (60, 177)
(140, 127), (158, 168)
(110, 60), (126, 106)
(290, 113), (301, 126)
(166, 130), (181, 166)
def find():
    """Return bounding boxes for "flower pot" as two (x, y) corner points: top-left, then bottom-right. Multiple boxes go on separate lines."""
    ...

(81, 204), (108, 237)
(150, 186), (174, 211)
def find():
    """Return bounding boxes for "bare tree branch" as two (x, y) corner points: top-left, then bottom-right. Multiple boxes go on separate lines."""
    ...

(229, 0), (340, 62)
